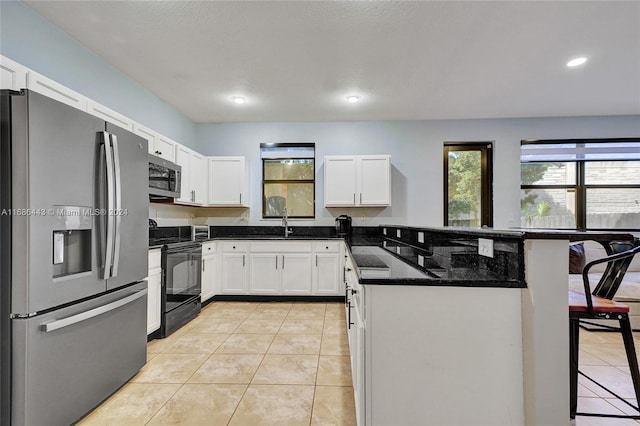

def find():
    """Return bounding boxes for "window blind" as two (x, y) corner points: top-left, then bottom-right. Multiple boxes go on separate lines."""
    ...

(520, 139), (640, 162)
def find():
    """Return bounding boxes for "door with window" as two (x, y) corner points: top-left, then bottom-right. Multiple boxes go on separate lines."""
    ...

(443, 142), (493, 227)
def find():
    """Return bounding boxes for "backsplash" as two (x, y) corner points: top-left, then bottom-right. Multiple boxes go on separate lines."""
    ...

(379, 226), (524, 283)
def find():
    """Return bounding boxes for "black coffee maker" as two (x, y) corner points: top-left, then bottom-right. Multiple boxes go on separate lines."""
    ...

(335, 215), (352, 238)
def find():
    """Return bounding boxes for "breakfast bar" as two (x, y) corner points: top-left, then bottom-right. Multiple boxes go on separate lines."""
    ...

(343, 225), (635, 426)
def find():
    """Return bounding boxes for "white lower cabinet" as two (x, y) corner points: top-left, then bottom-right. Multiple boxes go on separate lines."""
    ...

(220, 242), (249, 294)
(249, 242), (313, 295)
(281, 253), (313, 295)
(214, 240), (340, 296)
(146, 249), (162, 336)
(344, 251), (365, 426)
(201, 242), (216, 302)
(249, 253), (280, 294)
(312, 241), (342, 295)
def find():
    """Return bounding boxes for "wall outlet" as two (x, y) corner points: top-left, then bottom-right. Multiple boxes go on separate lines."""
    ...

(418, 232), (424, 243)
(418, 255), (424, 267)
(383, 228), (387, 235)
(396, 229), (402, 238)
(478, 238), (494, 258)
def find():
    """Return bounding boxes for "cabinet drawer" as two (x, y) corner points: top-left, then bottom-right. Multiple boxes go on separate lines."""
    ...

(148, 248), (162, 270)
(251, 241), (312, 253)
(222, 242), (250, 252)
(202, 241), (216, 254)
(313, 241), (342, 253)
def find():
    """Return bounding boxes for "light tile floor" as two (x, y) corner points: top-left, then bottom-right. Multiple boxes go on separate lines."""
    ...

(78, 302), (640, 425)
(573, 326), (640, 425)
(78, 301), (356, 426)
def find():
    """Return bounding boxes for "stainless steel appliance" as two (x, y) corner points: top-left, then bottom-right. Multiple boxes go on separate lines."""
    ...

(149, 153), (181, 199)
(161, 241), (202, 337)
(0, 89), (149, 425)
(192, 225), (210, 241)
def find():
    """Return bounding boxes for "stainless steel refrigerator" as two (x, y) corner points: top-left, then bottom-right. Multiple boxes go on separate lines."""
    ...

(0, 89), (149, 425)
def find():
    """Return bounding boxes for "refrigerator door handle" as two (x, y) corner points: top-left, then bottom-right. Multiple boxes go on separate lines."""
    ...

(110, 133), (122, 277)
(101, 132), (115, 280)
(41, 289), (147, 333)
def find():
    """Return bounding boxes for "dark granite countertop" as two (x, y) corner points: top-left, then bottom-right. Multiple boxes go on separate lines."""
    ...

(350, 246), (525, 288)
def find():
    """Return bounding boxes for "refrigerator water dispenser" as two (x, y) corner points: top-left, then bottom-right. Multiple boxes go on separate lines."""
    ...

(52, 206), (92, 279)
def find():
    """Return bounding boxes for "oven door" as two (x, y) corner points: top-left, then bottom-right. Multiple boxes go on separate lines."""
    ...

(163, 243), (202, 313)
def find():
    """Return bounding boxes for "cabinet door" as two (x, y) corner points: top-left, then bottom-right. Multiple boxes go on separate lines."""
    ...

(201, 254), (216, 302)
(208, 157), (246, 206)
(156, 135), (177, 162)
(358, 156), (391, 206)
(26, 70), (87, 111)
(191, 152), (207, 205)
(324, 156), (357, 207)
(87, 100), (133, 131)
(0, 55), (28, 90)
(353, 300), (366, 426)
(175, 145), (193, 204)
(249, 253), (280, 294)
(313, 253), (341, 295)
(281, 254), (312, 295)
(221, 253), (248, 294)
(146, 268), (162, 335)
(133, 123), (159, 156)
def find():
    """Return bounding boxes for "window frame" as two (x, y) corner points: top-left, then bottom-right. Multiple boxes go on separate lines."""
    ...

(261, 142), (316, 219)
(520, 138), (640, 231)
(443, 141), (494, 228)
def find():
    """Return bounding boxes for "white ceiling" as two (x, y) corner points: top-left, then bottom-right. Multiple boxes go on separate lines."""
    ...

(24, 1), (640, 123)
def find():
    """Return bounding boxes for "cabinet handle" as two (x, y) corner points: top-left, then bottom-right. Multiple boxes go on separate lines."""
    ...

(239, 193), (242, 204)
(282, 255), (285, 269)
(315, 255), (317, 267)
(348, 301), (354, 329)
(275, 256), (278, 270)
(353, 193), (355, 204)
(243, 254), (245, 267)
(360, 193), (362, 204)
(202, 259), (205, 272)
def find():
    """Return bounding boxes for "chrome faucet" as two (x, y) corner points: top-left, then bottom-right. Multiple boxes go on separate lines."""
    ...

(282, 208), (293, 237)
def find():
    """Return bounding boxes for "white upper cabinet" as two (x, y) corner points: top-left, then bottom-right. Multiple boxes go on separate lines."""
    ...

(191, 151), (207, 205)
(156, 135), (177, 162)
(324, 156), (358, 206)
(134, 123), (176, 162)
(87, 100), (133, 131)
(207, 157), (249, 207)
(0, 55), (28, 90)
(175, 145), (207, 206)
(324, 155), (391, 207)
(358, 155), (391, 206)
(26, 69), (88, 111)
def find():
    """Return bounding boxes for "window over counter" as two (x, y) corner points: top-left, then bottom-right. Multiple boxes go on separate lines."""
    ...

(443, 141), (493, 228)
(520, 138), (640, 230)
(261, 143), (315, 219)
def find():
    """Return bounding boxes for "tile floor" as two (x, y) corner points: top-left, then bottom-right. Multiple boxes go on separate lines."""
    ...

(78, 301), (640, 425)
(573, 326), (640, 425)
(78, 301), (356, 425)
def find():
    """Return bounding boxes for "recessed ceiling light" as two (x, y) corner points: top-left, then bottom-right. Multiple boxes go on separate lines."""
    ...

(566, 57), (587, 67)
(232, 96), (246, 104)
(347, 96), (360, 103)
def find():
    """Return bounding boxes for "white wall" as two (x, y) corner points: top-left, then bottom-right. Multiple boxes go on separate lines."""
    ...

(196, 116), (640, 229)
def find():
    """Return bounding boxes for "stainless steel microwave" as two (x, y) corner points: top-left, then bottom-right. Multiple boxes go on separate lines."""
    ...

(149, 154), (181, 199)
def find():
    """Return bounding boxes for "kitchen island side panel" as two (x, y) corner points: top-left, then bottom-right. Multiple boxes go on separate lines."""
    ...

(366, 284), (524, 426)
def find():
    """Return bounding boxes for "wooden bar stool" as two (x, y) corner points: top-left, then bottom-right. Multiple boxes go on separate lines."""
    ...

(569, 242), (640, 420)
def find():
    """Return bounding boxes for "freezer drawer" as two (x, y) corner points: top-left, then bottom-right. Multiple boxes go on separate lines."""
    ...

(10, 282), (147, 426)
